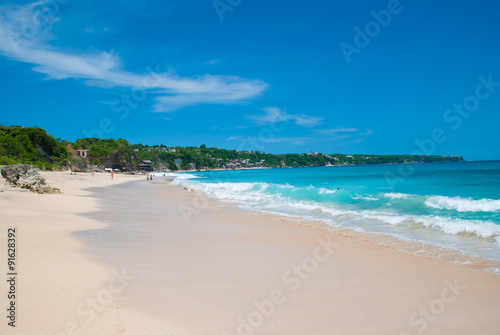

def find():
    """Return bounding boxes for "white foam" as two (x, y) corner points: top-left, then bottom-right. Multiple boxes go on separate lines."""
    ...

(384, 192), (409, 199)
(319, 188), (336, 194)
(174, 180), (500, 249)
(425, 196), (500, 212)
(417, 216), (500, 239)
(361, 211), (500, 240)
(177, 180), (270, 202)
(353, 196), (378, 201)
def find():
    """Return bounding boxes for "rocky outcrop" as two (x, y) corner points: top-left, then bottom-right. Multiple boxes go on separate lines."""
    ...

(90, 151), (135, 171)
(1, 164), (60, 194)
(71, 159), (88, 173)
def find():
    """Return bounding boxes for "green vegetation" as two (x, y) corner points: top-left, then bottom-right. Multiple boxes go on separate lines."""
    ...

(0, 126), (69, 170)
(73, 138), (132, 157)
(0, 126), (464, 171)
(133, 145), (464, 170)
(72, 138), (137, 170)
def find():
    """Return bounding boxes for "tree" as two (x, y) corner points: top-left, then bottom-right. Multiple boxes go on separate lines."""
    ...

(168, 162), (178, 170)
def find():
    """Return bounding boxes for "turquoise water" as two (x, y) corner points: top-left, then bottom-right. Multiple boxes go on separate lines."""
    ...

(162, 161), (500, 272)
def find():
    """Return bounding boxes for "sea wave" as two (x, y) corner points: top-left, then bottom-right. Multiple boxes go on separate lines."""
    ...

(173, 178), (500, 243)
(425, 196), (500, 212)
(384, 192), (409, 199)
(352, 196), (379, 201)
(360, 211), (500, 239)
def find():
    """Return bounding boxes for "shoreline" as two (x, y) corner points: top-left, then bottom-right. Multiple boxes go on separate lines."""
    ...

(74, 175), (500, 334)
(170, 174), (500, 278)
(171, 169), (500, 278)
(153, 159), (472, 174)
(1, 172), (499, 334)
(194, 198), (500, 278)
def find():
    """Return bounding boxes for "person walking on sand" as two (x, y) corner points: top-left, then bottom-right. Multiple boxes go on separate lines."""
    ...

(147, 175), (149, 181)
(111, 171), (114, 180)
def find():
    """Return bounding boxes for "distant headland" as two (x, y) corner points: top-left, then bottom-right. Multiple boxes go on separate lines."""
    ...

(0, 126), (464, 172)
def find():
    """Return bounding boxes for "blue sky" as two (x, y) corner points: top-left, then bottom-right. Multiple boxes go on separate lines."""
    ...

(0, 0), (499, 160)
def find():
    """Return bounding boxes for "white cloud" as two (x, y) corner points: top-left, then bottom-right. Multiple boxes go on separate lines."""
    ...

(226, 135), (309, 145)
(241, 108), (373, 147)
(0, 1), (268, 111)
(246, 107), (323, 128)
(312, 127), (373, 142)
(260, 136), (311, 145)
(295, 115), (324, 127)
(313, 128), (359, 135)
(249, 127), (373, 146)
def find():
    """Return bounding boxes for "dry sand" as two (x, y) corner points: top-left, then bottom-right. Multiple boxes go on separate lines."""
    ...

(0, 172), (173, 334)
(0, 172), (499, 335)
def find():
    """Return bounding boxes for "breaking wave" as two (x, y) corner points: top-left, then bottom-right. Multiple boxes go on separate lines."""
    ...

(172, 178), (500, 245)
(425, 196), (500, 212)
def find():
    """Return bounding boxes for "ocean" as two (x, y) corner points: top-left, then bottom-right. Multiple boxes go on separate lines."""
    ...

(156, 161), (500, 275)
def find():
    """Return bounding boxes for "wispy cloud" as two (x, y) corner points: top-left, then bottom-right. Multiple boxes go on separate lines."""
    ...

(236, 107), (373, 148)
(0, 1), (268, 111)
(246, 107), (323, 128)
(312, 127), (373, 142)
(226, 135), (310, 145)
(227, 127), (373, 147)
(255, 129), (372, 146)
(313, 128), (359, 135)
(295, 115), (324, 127)
(260, 136), (311, 145)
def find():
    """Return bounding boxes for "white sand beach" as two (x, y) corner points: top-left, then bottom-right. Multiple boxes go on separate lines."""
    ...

(1, 172), (499, 335)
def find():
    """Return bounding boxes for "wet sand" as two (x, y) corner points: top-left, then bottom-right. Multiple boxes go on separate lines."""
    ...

(80, 177), (500, 334)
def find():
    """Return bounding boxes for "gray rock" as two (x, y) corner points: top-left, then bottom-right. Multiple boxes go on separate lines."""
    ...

(1, 164), (60, 194)
(71, 159), (88, 173)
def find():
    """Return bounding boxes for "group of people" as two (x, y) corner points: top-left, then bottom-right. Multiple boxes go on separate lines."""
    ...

(147, 174), (153, 181)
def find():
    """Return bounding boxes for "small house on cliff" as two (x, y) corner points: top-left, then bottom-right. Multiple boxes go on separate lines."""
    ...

(138, 159), (153, 171)
(76, 149), (89, 159)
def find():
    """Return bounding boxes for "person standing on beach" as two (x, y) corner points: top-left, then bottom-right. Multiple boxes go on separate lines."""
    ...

(111, 171), (114, 180)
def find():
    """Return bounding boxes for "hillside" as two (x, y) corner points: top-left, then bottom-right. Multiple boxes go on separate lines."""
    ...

(72, 138), (137, 171)
(133, 144), (464, 170)
(0, 126), (69, 169)
(0, 126), (465, 171)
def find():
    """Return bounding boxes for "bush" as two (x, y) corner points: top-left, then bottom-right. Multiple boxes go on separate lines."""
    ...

(0, 126), (68, 167)
(0, 156), (19, 165)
